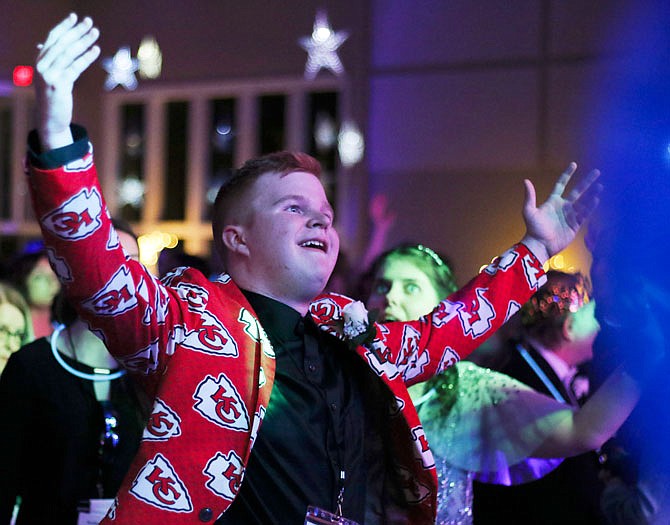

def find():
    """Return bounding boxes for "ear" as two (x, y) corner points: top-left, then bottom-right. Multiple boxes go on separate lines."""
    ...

(561, 314), (575, 342)
(222, 225), (249, 257)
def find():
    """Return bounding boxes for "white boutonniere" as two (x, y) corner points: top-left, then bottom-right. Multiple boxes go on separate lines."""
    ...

(342, 301), (377, 348)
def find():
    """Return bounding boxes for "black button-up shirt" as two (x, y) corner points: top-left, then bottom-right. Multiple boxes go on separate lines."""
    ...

(216, 291), (369, 524)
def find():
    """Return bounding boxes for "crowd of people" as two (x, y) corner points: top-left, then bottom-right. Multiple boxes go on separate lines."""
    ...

(0, 12), (667, 525)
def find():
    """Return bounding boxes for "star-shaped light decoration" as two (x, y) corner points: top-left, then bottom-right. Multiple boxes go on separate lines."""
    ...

(299, 10), (349, 80)
(103, 47), (139, 91)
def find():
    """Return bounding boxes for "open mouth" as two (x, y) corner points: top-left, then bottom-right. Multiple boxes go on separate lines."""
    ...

(299, 239), (327, 252)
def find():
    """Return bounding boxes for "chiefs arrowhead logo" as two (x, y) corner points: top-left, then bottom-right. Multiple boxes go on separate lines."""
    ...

(130, 454), (192, 513)
(483, 247), (519, 275)
(144, 398), (182, 441)
(81, 265), (138, 316)
(310, 297), (341, 327)
(397, 325), (429, 383)
(436, 346), (460, 375)
(193, 374), (250, 432)
(41, 187), (103, 240)
(431, 300), (460, 328)
(117, 340), (160, 375)
(181, 311), (238, 357)
(456, 288), (495, 339)
(411, 426), (435, 469)
(175, 282), (209, 313)
(395, 464), (432, 504)
(522, 253), (547, 290)
(204, 451), (245, 501)
(363, 339), (400, 380)
(238, 308), (275, 358)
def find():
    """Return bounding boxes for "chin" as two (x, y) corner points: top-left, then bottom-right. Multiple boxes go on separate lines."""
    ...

(301, 275), (330, 298)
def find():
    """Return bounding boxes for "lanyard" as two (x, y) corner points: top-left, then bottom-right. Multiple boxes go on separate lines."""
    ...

(515, 343), (568, 404)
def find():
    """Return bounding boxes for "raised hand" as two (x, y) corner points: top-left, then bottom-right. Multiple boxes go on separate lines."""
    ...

(521, 162), (602, 262)
(35, 13), (100, 150)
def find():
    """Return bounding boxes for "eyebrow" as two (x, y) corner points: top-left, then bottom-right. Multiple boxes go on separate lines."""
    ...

(377, 277), (421, 285)
(273, 195), (334, 217)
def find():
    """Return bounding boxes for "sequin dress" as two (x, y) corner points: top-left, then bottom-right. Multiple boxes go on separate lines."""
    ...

(415, 361), (573, 525)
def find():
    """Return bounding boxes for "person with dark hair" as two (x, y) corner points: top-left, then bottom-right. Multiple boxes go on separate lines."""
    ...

(24, 15), (601, 525)
(0, 220), (149, 524)
(4, 246), (60, 339)
(0, 281), (34, 375)
(365, 246), (642, 525)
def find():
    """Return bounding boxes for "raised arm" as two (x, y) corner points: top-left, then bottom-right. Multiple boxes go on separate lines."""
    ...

(532, 289), (665, 458)
(530, 366), (640, 458)
(521, 163), (602, 263)
(27, 15), (187, 392)
(34, 13), (100, 150)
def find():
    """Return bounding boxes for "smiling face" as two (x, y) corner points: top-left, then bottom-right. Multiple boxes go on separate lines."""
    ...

(230, 170), (339, 311)
(367, 256), (441, 322)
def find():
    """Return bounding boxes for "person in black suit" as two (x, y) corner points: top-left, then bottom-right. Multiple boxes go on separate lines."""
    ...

(473, 270), (605, 525)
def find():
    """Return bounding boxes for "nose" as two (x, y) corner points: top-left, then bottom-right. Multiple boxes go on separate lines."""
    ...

(385, 284), (402, 306)
(307, 210), (331, 229)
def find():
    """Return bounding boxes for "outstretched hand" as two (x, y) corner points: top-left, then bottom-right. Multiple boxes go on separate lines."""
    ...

(35, 13), (100, 150)
(521, 162), (602, 262)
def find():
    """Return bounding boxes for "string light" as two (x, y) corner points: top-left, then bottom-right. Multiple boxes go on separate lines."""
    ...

(138, 36), (162, 79)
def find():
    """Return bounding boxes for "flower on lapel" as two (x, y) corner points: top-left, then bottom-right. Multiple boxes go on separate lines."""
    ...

(342, 301), (377, 348)
(343, 301), (368, 338)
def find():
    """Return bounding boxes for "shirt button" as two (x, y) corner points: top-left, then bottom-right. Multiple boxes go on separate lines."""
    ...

(307, 363), (317, 373)
(198, 507), (214, 522)
(330, 403), (337, 411)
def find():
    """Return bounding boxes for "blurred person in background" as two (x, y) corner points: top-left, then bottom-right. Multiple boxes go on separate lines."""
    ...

(0, 219), (150, 525)
(4, 245), (60, 340)
(0, 281), (34, 375)
(473, 270), (606, 524)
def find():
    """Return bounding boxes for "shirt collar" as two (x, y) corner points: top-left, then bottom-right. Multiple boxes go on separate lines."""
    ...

(241, 290), (304, 346)
(532, 342), (578, 384)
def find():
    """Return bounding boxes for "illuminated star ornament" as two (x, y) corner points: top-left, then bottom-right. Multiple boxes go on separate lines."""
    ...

(299, 11), (349, 80)
(103, 47), (139, 91)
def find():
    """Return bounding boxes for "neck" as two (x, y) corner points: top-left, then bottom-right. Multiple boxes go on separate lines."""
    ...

(57, 321), (118, 369)
(31, 308), (53, 338)
(233, 277), (317, 317)
(248, 288), (311, 316)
